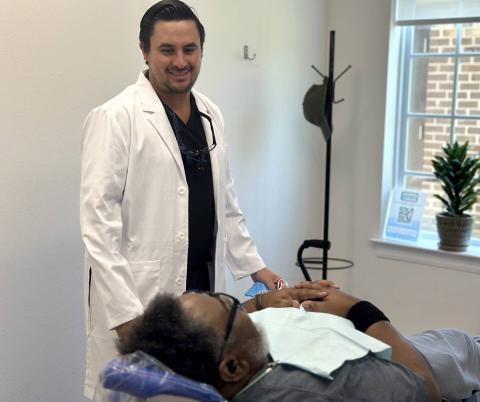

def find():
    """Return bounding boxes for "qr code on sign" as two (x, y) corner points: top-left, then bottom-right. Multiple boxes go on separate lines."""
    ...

(397, 206), (414, 224)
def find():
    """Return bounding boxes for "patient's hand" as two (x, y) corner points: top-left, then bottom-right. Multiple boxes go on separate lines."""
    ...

(300, 288), (361, 318)
(261, 287), (329, 309)
(242, 287), (329, 313)
(261, 280), (339, 309)
(295, 279), (340, 290)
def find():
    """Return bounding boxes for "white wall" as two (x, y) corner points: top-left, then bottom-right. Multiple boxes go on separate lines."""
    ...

(195, 0), (330, 294)
(325, 0), (480, 335)
(0, 1), (327, 400)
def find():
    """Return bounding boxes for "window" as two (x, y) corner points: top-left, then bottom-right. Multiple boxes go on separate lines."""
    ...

(395, 22), (480, 241)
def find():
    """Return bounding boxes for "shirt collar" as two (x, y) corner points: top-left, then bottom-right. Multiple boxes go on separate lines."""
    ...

(233, 355), (278, 400)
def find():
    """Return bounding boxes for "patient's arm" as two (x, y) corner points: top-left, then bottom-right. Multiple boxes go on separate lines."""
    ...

(299, 283), (441, 402)
(367, 321), (440, 402)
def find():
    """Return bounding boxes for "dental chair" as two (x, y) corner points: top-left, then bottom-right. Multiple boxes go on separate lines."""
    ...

(93, 351), (226, 402)
(94, 350), (479, 402)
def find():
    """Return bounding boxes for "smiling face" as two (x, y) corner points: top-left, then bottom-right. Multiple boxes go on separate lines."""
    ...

(141, 19), (202, 99)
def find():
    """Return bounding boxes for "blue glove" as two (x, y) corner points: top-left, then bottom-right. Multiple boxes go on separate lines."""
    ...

(244, 281), (269, 297)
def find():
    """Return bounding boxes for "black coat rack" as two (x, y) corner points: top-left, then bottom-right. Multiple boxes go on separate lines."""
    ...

(297, 31), (353, 281)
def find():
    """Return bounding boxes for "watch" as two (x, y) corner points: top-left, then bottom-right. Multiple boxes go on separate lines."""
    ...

(254, 290), (270, 311)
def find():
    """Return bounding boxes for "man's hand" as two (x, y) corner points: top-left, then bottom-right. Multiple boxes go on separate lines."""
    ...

(295, 279), (340, 291)
(261, 287), (329, 308)
(250, 267), (282, 290)
(299, 287), (361, 318)
(295, 280), (358, 317)
(242, 286), (331, 313)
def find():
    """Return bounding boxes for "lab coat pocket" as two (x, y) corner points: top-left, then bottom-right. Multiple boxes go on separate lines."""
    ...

(129, 260), (165, 308)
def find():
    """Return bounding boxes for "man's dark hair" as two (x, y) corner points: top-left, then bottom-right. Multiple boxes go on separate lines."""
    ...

(139, 0), (206, 53)
(117, 294), (222, 386)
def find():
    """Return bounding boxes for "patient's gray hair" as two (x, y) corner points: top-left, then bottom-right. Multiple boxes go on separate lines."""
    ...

(226, 321), (269, 367)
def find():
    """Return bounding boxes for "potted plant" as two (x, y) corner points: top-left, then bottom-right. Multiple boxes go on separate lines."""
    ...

(432, 141), (480, 251)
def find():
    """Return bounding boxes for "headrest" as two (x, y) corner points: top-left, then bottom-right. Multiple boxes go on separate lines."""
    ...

(98, 351), (225, 402)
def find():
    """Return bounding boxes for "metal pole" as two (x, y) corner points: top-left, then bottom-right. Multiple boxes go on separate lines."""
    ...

(322, 31), (335, 279)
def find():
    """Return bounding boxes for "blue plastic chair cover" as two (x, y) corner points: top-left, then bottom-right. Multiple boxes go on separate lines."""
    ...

(99, 351), (225, 402)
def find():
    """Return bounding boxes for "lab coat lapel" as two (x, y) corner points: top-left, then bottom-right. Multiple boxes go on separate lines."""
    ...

(136, 72), (184, 173)
(193, 92), (221, 207)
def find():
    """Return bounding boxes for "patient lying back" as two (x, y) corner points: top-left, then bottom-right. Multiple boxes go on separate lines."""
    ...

(116, 285), (443, 401)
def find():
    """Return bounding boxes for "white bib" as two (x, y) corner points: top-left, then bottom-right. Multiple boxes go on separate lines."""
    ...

(250, 307), (391, 379)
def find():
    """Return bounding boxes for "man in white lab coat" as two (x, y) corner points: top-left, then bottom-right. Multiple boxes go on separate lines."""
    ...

(80, 0), (280, 398)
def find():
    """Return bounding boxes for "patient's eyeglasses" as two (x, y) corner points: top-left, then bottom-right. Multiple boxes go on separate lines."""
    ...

(183, 290), (240, 359)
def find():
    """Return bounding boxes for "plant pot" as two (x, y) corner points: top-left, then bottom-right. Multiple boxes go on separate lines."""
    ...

(436, 213), (474, 252)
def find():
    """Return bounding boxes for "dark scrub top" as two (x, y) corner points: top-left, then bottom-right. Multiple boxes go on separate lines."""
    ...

(163, 95), (215, 291)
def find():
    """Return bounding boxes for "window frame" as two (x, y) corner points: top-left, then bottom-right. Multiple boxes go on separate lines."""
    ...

(392, 22), (480, 245)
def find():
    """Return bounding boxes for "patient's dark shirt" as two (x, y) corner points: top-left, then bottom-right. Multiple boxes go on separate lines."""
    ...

(232, 354), (429, 402)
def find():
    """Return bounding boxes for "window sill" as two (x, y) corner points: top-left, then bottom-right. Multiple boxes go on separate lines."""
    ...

(370, 237), (480, 275)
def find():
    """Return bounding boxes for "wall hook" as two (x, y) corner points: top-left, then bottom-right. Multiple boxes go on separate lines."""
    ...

(243, 45), (256, 61)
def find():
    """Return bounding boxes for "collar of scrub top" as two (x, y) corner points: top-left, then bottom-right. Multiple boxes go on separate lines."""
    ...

(161, 95), (217, 169)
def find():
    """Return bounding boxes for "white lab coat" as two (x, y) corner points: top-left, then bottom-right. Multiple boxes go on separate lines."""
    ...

(80, 72), (265, 399)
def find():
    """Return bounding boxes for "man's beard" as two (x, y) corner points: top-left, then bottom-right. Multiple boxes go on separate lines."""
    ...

(165, 68), (196, 94)
(165, 80), (194, 94)
(250, 323), (269, 363)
